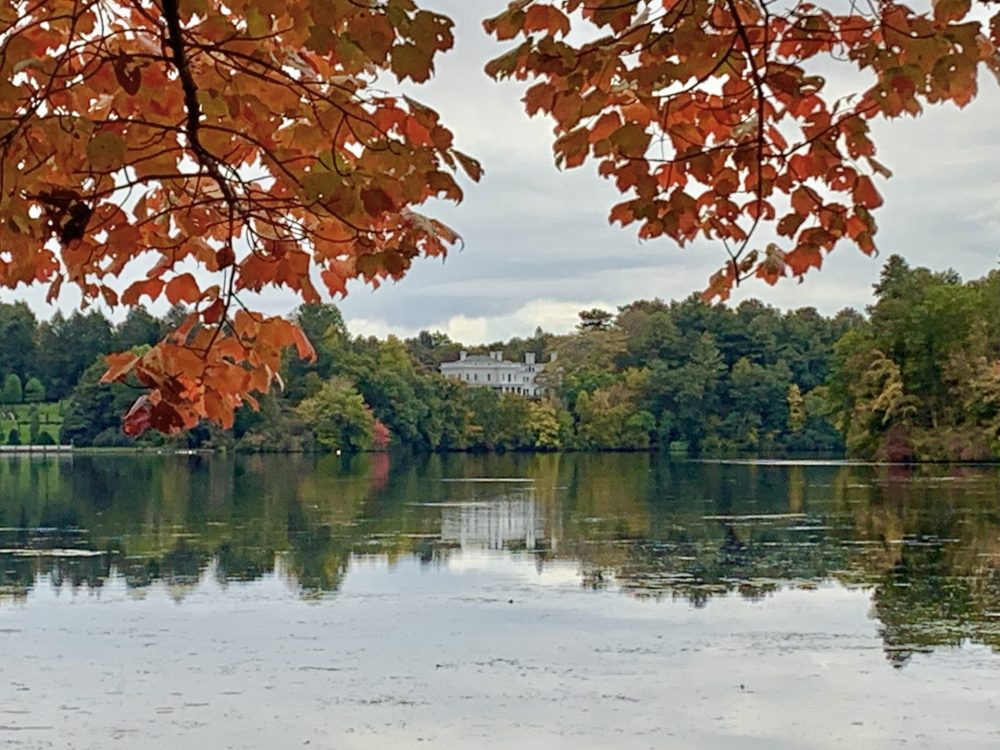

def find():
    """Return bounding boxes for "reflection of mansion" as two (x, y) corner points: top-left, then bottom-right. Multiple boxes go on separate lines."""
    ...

(440, 351), (555, 398)
(440, 497), (549, 551)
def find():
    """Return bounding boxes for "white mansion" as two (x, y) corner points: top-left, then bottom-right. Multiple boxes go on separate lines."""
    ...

(440, 351), (554, 398)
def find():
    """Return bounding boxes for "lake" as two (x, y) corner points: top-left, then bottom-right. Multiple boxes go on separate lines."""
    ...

(1, 453), (999, 749)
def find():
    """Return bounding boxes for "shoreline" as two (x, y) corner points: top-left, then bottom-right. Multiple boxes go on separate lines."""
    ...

(2, 445), (999, 467)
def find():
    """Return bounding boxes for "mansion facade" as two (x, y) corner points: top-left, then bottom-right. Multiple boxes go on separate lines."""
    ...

(440, 351), (554, 398)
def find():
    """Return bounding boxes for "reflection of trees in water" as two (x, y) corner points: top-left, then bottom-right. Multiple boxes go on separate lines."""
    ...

(867, 544), (1000, 667)
(0, 552), (110, 601)
(2, 455), (1000, 664)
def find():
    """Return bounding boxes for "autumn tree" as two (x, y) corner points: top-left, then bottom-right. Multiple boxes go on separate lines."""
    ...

(1, 0), (480, 434)
(787, 383), (806, 433)
(527, 400), (566, 449)
(484, 0), (1000, 298)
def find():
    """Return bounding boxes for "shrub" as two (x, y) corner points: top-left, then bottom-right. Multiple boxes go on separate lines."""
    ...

(23, 377), (46, 403)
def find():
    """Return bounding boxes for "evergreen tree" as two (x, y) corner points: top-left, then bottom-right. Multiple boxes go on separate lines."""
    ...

(28, 406), (40, 444)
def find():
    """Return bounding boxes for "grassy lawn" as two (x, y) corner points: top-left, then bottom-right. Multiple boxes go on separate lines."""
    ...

(0, 402), (64, 445)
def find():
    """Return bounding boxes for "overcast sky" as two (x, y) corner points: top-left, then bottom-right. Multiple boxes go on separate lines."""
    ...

(9, 0), (1000, 342)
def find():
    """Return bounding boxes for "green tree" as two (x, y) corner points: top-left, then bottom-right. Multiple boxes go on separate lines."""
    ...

(113, 307), (163, 351)
(577, 308), (614, 332)
(406, 330), (463, 370)
(646, 332), (726, 451)
(297, 380), (375, 452)
(0, 303), (38, 381)
(61, 360), (138, 447)
(35, 311), (114, 400)
(617, 301), (680, 369)
(457, 387), (530, 451)
(1, 373), (23, 405)
(825, 257), (1000, 460)
(23, 377), (45, 404)
(344, 337), (427, 447)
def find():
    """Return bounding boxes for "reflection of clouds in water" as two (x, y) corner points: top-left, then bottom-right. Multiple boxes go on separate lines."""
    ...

(445, 551), (582, 588)
(6, 558), (1000, 750)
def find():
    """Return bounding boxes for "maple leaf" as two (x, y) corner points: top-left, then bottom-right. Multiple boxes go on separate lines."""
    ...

(165, 274), (202, 305)
(101, 352), (140, 383)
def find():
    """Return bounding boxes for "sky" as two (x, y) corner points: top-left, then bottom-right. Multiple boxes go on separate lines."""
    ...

(9, 0), (1000, 343)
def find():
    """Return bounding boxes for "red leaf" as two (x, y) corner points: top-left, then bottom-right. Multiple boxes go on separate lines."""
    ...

(852, 176), (883, 209)
(524, 5), (570, 36)
(290, 324), (317, 362)
(122, 396), (153, 437)
(202, 298), (225, 325)
(589, 112), (622, 144)
(361, 187), (395, 216)
(121, 278), (164, 306)
(454, 151), (483, 182)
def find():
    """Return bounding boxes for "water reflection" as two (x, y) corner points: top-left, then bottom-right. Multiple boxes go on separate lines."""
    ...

(2, 453), (1000, 665)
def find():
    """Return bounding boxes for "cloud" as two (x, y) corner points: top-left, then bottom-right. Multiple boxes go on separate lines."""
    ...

(347, 298), (613, 344)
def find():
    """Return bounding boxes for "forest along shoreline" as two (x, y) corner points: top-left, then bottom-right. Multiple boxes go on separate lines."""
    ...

(1, 255), (998, 463)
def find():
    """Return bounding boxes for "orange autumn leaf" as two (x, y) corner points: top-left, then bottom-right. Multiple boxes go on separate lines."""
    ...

(165, 274), (202, 305)
(101, 352), (140, 383)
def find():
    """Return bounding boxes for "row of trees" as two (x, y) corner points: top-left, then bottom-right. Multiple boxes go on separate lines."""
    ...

(0, 303), (179, 402)
(1, 373), (46, 405)
(51, 292), (856, 452)
(208, 295), (860, 454)
(13, 256), (1000, 459)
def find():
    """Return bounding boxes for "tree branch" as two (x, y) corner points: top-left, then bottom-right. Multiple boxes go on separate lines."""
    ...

(159, 0), (239, 212)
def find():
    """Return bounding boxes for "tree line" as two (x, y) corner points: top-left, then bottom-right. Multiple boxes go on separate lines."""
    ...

(3, 256), (999, 460)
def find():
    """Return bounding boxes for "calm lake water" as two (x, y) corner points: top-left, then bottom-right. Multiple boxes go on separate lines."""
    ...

(1, 453), (999, 749)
